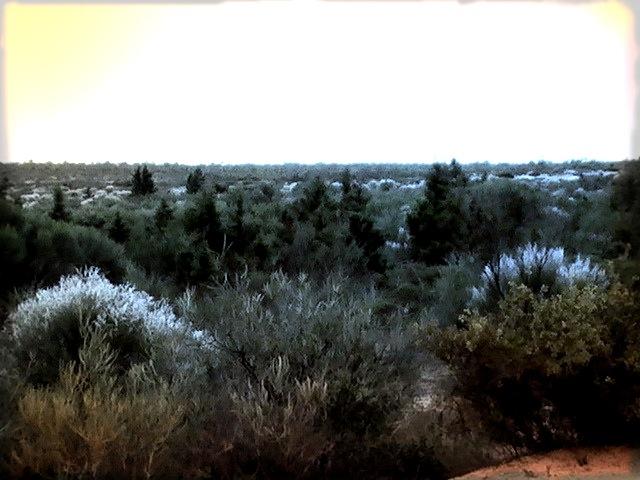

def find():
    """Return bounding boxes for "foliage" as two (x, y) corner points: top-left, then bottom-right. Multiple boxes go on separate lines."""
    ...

(0, 176), (10, 198)
(226, 192), (254, 257)
(613, 159), (640, 256)
(49, 186), (69, 222)
(7, 268), (211, 386)
(193, 272), (418, 437)
(9, 330), (185, 479)
(186, 167), (206, 194)
(184, 192), (225, 252)
(464, 181), (541, 264)
(0, 210), (127, 314)
(407, 161), (467, 264)
(423, 256), (479, 326)
(108, 211), (130, 244)
(154, 198), (174, 232)
(229, 357), (333, 478)
(471, 244), (608, 309)
(430, 282), (640, 447)
(348, 213), (386, 273)
(0, 160), (634, 477)
(131, 165), (156, 196)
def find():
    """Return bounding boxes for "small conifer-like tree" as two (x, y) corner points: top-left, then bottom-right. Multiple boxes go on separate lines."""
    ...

(131, 166), (143, 195)
(186, 168), (206, 194)
(132, 165), (155, 195)
(348, 213), (386, 273)
(613, 158), (640, 255)
(340, 168), (353, 197)
(0, 176), (10, 197)
(154, 198), (174, 232)
(406, 161), (466, 264)
(141, 165), (155, 194)
(228, 194), (253, 255)
(108, 212), (130, 244)
(184, 193), (224, 252)
(49, 186), (69, 222)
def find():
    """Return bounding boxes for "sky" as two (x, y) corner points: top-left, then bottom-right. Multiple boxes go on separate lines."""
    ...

(3, 0), (637, 164)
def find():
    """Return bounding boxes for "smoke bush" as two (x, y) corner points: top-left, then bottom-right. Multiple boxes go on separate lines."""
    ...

(471, 243), (608, 307)
(7, 268), (212, 385)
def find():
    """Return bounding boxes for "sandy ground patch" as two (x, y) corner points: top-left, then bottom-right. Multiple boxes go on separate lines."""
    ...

(455, 447), (637, 479)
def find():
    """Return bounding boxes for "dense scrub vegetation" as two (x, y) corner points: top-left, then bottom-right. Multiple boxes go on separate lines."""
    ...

(0, 159), (637, 479)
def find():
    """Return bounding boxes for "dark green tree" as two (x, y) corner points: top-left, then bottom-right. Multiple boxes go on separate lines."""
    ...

(49, 186), (69, 222)
(175, 242), (214, 286)
(0, 176), (10, 198)
(340, 168), (353, 197)
(141, 165), (155, 194)
(260, 183), (276, 201)
(227, 193), (253, 255)
(278, 207), (296, 246)
(184, 193), (224, 252)
(108, 211), (130, 244)
(613, 159), (640, 256)
(131, 167), (144, 195)
(186, 168), (206, 194)
(296, 177), (335, 221)
(465, 185), (538, 265)
(338, 175), (386, 273)
(132, 165), (155, 195)
(406, 163), (465, 264)
(341, 181), (369, 215)
(154, 198), (174, 232)
(348, 213), (386, 273)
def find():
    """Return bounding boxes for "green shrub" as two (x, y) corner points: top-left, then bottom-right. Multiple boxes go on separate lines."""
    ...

(49, 186), (69, 222)
(229, 357), (332, 478)
(424, 257), (479, 326)
(193, 272), (418, 438)
(407, 161), (467, 265)
(9, 331), (186, 479)
(26, 219), (127, 285)
(429, 282), (640, 447)
(187, 167), (206, 194)
(612, 159), (640, 255)
(184, 193), (225, 252)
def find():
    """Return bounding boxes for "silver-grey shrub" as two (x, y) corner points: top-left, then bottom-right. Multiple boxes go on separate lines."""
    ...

(7, 267), (212, 386)
(471, 243), (608, 308)
(193, 271), (419, 436)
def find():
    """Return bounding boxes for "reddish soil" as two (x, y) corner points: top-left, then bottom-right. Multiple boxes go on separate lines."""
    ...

(455, 446), (638, 479)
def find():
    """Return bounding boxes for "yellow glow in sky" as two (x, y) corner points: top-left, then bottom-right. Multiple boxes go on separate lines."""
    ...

(5, 0), (636, 164)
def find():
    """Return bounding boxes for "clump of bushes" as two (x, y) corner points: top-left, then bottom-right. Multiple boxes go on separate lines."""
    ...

(197, 272), (417, 432)
(430, 282), (640, 447)
(7, 268), (212, 386)
(471, 243), (608, 309)
(0, 200), (127, 324)
(229, 356), (333, 478)
(10, 330), (186, 479)
(187, 271), (439, 478)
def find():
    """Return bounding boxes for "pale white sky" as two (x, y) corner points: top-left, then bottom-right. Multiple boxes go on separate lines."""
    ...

(5, 0), (636, 164)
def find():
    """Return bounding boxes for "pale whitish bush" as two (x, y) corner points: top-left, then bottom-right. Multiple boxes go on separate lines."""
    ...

(8, 267), (214, 384)
(471, 243), (608, 305)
